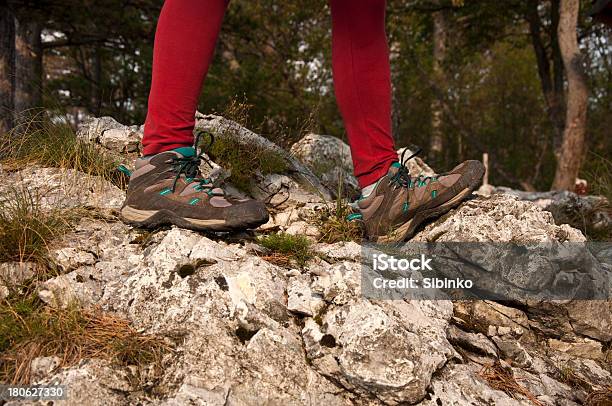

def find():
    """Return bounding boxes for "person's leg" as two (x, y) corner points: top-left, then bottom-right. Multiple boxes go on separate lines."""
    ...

(329, 0), (398, 189)
(142, 0), (229, 155)
(122, 0), (269, 232)
(331, 0), (485, 242)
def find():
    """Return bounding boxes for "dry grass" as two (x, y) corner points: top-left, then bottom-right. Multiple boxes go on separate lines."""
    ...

(0, 291), (170, 385)
(479, 362), (543, 406)
(259, 252), (294, 268)
(556, 362), (612, 406)
(586, 387), (612, 406)
(585, 152), (612, 202)
(0, 110), (127, 189)
(0, 187), (70, 264)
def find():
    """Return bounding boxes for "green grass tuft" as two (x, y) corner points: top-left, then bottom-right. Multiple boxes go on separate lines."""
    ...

(315, 178), (364, 244)
(0, 111), (127, 189)
(257, 232), (313, 267)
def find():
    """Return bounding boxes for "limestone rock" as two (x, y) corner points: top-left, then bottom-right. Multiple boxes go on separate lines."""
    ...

(412, 194), (585, 243)
(77, 116), (142, 154)
(196, 113), (332, 201)
(303, 299), (453, 405)
(290, 133), (359, 197)
(422, 364), (522, 406)
(547, 338), (604, 360)
(29, 356), (62, 383)
(2, 167), (125, 210)
(289, 134), (436, 199)
(287, 274), (323, 316)
(495, 187), (611, 238)
(0, 262), (38, 299)
(4, 114), (611, 406)
(447, 325), (498, 358)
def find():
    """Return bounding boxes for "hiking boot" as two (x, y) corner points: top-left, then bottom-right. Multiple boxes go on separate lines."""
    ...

(120, 138), (269, 232)
(356, 150), (484, 242)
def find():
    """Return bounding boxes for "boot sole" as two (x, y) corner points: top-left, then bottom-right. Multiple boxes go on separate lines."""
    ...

(373, 162), (484, 243)
(120, 206), (268, 232)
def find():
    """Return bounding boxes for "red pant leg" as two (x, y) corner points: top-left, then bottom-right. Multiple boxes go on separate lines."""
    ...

(142, 0), (229, 155)
(329, 0), (397, 188)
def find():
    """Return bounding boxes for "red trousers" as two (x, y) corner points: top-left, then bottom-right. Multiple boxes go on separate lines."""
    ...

(143, 0), (397, 187)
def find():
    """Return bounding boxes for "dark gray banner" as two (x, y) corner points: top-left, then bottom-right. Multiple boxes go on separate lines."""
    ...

(361, 242), (611, 300)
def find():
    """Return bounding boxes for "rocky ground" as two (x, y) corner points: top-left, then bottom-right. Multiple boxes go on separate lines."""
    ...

(1, 116), (610, 405)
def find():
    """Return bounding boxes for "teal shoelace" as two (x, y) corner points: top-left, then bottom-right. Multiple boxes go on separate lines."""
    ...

(389, 148), (436, 190)
(169, 131), (218, 193)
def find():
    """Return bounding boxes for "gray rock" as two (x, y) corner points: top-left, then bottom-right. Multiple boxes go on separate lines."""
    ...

(303, 299), (453, 404)
(492, 337), (534, 368)
(0, 262), (37, 299)
(412, 194), (585, 243)
(1, 167), (125, 210)
(289, 134), (436, 199)
(494, 187), (611, 238)
(196, 113), (332, 201)
(447, 325), (498, 358)
(422, 363), (523, 406)
(77, 116), (142, 154)
(29, 356), (61, 382)
(290, 133), (359, 197)
(287, 274), (323, 316)
(547, 338), (604, 360)
(5, 114), (610, 406)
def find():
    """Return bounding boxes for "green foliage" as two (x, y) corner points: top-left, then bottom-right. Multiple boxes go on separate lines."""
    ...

(257, 232), (313, 267)
(583, 153), (612, 201)
(202, 0), (337, 147)
(18, 0), (612, 193)
(201, 132), (287, 192)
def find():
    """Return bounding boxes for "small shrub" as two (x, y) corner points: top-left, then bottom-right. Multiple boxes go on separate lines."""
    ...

(0, 291), (169, 385)
(257, 232), (313, 267)
(200, 133), (287, 192)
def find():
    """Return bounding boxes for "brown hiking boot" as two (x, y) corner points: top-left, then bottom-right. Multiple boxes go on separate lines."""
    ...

(120, 141), (269, 232)
(356, 150), (484, 242)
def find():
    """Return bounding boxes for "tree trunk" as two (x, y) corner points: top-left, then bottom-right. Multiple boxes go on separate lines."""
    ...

(552, 0), (588, 191)
(14, 18), (42, 118)
(550, 0), (566, 153)
(429, 9), (447, 163)
(526, 0), (565, 144)
(0, 2), (16, 135)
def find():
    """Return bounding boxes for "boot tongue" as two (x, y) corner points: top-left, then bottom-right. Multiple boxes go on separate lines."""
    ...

(172, 147), (196, 158)
(387, 161), (402, 176)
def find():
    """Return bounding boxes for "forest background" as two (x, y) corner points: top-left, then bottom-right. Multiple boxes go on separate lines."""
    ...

(1, 0), (610, 194)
